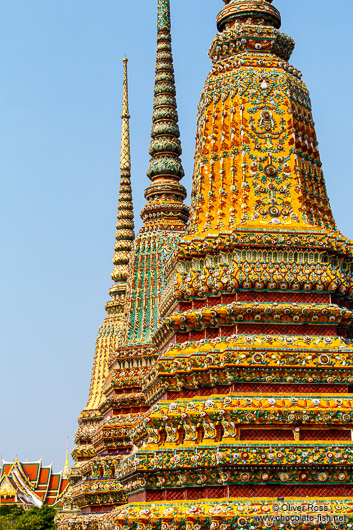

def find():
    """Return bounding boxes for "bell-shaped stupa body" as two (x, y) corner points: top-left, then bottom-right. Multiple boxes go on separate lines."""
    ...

(189, 0), (337, 237)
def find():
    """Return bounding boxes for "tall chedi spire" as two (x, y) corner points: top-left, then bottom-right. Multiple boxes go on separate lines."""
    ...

(141, 0), (189, 231)
(94, 1), (353, 528)
(71, 59), (134, 469)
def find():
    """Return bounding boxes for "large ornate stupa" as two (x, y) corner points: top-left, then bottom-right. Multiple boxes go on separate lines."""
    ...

(59, 0), (353, 528)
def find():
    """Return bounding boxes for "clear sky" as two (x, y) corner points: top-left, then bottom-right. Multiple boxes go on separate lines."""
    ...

(0, 0), (352, 470)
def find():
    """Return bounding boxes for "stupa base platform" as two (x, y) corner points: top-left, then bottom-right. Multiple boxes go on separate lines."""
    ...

(58, 498), (353, 530)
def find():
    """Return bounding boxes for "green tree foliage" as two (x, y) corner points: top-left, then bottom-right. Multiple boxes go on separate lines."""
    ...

(0, 518), (12, 530)
(0, 505), (56, 530)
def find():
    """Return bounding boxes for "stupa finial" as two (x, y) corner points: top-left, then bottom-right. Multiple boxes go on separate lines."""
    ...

(141, 0), (189, 230)
(110, 58), (135, 295)
(63, 437), (70, 478)
(120, 58), (130, 172)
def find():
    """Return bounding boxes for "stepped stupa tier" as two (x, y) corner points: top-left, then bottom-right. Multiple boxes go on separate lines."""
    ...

(59, 0), (353, 529)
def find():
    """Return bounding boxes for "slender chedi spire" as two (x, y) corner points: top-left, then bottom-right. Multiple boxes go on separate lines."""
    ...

(141, 0), (189, 230)
(72, 61), (135, 468)
(83, 59), (134, 413)
(110, 57), (135, 302)
(66, 61), (135, 503)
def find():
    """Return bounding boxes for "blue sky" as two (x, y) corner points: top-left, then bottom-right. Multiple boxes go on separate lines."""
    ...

(0, 0), (352, 470)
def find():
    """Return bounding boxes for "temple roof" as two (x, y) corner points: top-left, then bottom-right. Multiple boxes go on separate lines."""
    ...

(0, 460), (68, 507)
